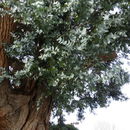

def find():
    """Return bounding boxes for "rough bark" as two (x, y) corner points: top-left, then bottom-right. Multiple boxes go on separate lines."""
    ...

(0, 15), (52, 130)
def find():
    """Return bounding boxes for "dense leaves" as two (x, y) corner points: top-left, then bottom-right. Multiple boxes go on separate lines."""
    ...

(0, 0), (130, 119)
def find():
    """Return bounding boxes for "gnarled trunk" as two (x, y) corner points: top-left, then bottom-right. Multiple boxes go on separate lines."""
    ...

(0, 15), (52, 130)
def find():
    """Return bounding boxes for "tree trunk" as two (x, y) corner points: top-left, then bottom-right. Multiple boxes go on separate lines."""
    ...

(0, 15), (52, 130)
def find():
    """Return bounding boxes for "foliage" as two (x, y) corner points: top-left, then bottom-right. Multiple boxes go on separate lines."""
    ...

(50, 113), (78, 130)
(50, 124), (78, 130)
(0, 0), (130, 120)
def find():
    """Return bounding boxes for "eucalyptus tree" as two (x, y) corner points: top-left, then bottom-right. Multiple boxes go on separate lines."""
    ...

(0, 0), (130, 130)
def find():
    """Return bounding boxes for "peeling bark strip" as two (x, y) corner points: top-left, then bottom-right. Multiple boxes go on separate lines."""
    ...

(0, 15), (14, 44)
(0, 15), (14, 68)
(0, 15), (52, 130)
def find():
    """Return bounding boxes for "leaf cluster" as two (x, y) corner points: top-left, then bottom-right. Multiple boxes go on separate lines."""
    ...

(1, 0), (130, 119)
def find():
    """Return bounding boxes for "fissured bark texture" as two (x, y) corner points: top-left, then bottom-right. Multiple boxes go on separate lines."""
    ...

(0, 15), (52, 130)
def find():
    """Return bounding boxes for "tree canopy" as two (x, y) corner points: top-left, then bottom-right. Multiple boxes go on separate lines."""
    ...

(0, 0), (130, 120)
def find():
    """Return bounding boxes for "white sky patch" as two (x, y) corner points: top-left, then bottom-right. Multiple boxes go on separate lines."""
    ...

(50, 56), (130, 130)
(110, 7), (121, 14)
(64, 55), (130, 130)
(64, 83), (130, 130)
